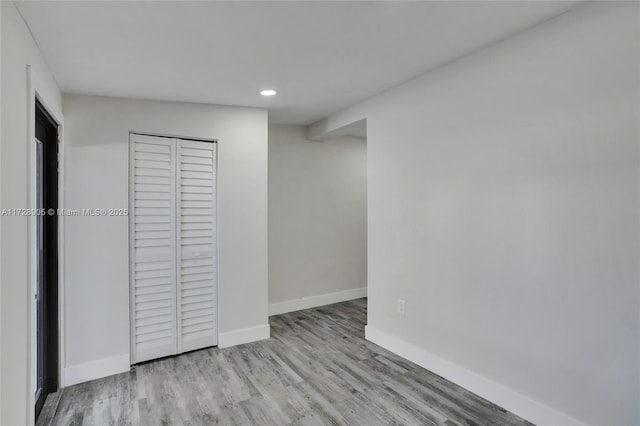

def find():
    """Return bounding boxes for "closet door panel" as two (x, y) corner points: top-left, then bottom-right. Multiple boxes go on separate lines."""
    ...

(177, 139), (218, 353)
(130, 134), (178, 363)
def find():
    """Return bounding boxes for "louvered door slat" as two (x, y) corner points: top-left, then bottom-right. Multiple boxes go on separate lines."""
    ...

(177, 139), (218, 353)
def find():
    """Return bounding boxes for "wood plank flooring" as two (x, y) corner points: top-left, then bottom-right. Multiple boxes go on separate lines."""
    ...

(38, 299), (533, 426)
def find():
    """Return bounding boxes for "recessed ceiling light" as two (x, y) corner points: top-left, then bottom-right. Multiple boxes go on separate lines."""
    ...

(260, 89), (277, 97)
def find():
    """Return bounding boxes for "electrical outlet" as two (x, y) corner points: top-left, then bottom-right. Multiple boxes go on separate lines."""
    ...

(397, 299), (406, 315)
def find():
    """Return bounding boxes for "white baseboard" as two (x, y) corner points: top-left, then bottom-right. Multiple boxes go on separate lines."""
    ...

(364, 326), (584, 426)
(269, 287), (367, 316)
(218, 324), (271, 348)
(63, 325), (271, 385)
(64, 353), (130, 387)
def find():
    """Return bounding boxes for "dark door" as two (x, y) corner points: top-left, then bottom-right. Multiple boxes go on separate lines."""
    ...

(34, 100), (59, 420)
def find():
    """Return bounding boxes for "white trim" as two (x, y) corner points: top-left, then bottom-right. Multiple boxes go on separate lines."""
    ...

(364, 325), (584, 426)
(57, 117), (66, 388)
(127, 135), (135, 364)
(269, 287), (367, 316)
(218, 324), (270, 348)
(64, 354), (130, 386)
(214, 141), (220, 350)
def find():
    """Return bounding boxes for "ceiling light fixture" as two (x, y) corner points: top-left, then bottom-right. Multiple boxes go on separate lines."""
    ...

(260, 89), (277, 97)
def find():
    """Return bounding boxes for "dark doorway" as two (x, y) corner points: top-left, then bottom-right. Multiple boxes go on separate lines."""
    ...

(34, 100), (59, 420)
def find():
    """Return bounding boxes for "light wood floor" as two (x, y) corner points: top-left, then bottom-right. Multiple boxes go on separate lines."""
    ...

(38, 299), (532, 425)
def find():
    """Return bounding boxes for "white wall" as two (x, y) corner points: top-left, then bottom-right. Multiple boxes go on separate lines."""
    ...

(268, 125), (366, 314)
(1, 2), (63, 425)
(63, 95), (269, 384)
(310, 3), (639, 425)
(0, 2), (3, 421)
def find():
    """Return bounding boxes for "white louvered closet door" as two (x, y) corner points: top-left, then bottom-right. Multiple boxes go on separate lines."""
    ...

(176, 140), (218, 352)
(130, 134), (217, 364)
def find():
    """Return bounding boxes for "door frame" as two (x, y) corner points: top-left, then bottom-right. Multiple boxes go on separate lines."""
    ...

(26, 66), (65, 425)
